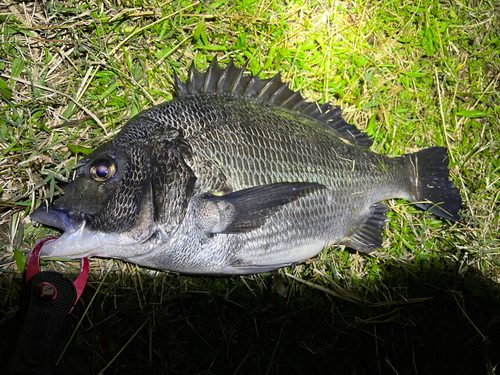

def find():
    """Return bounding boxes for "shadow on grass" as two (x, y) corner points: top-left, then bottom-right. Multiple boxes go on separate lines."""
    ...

(1, 255), (499, 375)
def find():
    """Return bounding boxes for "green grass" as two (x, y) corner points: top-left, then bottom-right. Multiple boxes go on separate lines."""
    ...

(1, 0), (499, 373)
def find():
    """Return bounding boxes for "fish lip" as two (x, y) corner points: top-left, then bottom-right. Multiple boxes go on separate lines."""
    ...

(31, 206), (84, 232)
(38, 221), (97, 258)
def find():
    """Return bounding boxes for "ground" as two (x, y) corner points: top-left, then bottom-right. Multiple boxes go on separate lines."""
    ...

(0, 0), (499, 374)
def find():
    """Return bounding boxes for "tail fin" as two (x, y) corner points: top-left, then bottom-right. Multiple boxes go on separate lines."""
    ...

(405, 147), (461, 221)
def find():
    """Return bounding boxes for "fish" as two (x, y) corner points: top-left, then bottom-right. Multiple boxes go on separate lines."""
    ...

(31, 57), (461, 275)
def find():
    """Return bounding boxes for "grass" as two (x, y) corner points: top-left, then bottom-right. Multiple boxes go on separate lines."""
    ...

(0, 0), (499, 373)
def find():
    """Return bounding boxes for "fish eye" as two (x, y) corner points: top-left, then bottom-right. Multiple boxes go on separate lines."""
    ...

(90, 159), (117, 182)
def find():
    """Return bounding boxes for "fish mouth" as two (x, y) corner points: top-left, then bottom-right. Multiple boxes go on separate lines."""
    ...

(30, 206), (156, 261)
(31, 206), (84, 232)
(38, 229), (95, 258)
(31, 206), (99, 258)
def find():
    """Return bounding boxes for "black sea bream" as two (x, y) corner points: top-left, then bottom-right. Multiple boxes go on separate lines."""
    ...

(31, 57), (461, 275)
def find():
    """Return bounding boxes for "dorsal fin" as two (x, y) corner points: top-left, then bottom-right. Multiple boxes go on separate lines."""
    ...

(173, 57), (373, 148)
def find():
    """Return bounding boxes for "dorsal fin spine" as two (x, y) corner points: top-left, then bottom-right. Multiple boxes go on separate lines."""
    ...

(188, 62), (197, 95)
(291, 98), (309, 111)
(216, 64), (228, 92)
(174, 57), (374, 148)
(269, 81), (289, 104)
(256, 73), (278, 99)
(279, 90), (302, 107)
(301, 102), (320, 116)
(203, 58), (217, 93)
(230, 60), (249, 94)
(243, 72), (261, 97)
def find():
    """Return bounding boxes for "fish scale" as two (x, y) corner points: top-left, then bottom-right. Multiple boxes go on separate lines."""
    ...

(30, 57), (461, 275)
(188, 118), (375, 192)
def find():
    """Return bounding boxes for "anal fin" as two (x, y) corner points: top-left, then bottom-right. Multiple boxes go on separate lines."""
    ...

(223, 262), (296, 275)
(341, 203), (389, 253)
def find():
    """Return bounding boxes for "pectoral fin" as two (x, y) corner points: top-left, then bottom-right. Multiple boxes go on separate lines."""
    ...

(200, 182), (326, 234)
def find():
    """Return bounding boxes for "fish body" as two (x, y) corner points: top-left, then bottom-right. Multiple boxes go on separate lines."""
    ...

(31, 58), (461, 275)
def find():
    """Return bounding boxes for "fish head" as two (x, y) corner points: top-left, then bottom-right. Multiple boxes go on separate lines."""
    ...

(31, 136), (196, 261)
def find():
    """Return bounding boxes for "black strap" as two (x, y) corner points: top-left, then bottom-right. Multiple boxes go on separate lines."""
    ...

(9, 271), (77, 375)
